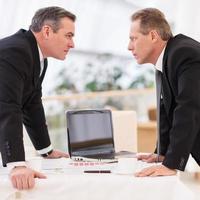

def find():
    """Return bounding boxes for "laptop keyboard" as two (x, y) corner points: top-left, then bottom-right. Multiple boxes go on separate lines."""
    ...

(83, 153), (115, 159)
(72, 150), (115, 159)
(74, 150), (113, 156)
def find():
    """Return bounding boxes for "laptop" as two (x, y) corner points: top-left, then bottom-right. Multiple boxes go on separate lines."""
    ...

(66, 109), (117, 161)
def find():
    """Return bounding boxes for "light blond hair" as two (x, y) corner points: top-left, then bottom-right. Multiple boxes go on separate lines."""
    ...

(131, 8), (173, 41)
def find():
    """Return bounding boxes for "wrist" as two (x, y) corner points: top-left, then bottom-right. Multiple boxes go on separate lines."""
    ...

(41, 149), (53, 157)
(13, 166), (27, 169)
(7, 161), (27, 170)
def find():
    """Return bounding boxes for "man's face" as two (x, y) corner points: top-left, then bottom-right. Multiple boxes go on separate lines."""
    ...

(44, 17), (75, 60)
(128, 20), (155, 64)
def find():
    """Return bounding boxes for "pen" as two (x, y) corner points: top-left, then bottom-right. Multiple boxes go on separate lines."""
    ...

(84, 170), (111, 173)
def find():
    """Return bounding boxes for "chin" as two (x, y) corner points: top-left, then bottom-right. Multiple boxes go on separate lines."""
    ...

(60, 57), (66, 60)
(55, 55), (66, 60)
(137, 59), (146, 65)
(136, 60), (142, 64)
(61, 54), (68, 60)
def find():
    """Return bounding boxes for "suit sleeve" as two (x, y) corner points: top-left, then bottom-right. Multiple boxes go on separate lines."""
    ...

(0, 58), (25, 166)
(162, 64), (200, 170)
(22, 86), (51, 151)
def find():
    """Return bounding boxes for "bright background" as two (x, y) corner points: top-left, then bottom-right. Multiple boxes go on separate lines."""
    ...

(1, 0), (200, 152)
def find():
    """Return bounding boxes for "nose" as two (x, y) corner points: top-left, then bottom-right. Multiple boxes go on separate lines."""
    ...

(69, 38), (75, 48)
(128, 41), (133, 51)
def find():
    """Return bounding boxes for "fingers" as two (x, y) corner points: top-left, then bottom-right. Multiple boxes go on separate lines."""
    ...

(137, 154), (152, 160)
(149, 170), (176, 177)
(21, 174), (30, 190)
(57, 150), (69, 158)
(46, 150), (69, 159)
(135, 166), (155, 177)
(137, 153), (156, 163)
(10, 167), (46, 190)
(34, 170), (47, 179)
(145, 156), (156, 163)
(28, 174), (35, 189)
(15, 176), (23, 190)
(137, 154), (165, 163)
(57, 151), (69, 158)
(10, 171), (35, 190)
(149, 171), (162, 177)
(134, 165), (177, 177)
(145, 155), (162, 163)
(11, 175), (17, 189)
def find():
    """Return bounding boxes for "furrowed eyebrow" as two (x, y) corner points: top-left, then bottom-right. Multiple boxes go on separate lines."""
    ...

(66, 32), (74, 37)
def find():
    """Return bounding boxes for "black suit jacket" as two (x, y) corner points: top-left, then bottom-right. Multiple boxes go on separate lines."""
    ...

(0, 29), (51, 166)
(159, 34), (200, 170)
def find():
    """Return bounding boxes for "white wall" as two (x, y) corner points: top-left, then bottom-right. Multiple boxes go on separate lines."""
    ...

(1, 0), (200, 95)
(1, 0), (200, 53)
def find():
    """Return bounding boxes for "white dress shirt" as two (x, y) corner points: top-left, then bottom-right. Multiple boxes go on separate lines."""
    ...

(155, 46), (166, 72)
(154, 46), (166, 100)
(38, 44), (44, 76)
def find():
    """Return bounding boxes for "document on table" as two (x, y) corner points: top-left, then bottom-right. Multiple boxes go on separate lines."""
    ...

(41, 158), (117, 174)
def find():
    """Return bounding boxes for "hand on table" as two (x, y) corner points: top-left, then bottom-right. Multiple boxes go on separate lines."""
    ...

(46, 149), (69, 159)
(137, 153), (165, 163)
(135, 164), (177, 177)
(10, 166), (46, 190)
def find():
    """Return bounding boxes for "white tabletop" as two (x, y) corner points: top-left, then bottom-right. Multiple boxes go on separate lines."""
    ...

(0, 157), (199, 200)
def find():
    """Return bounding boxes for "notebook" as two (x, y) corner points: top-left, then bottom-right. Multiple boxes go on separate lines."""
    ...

(66, 109), (117, 161)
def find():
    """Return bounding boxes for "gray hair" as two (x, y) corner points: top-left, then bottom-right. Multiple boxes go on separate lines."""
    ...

(30, 6), (76, 33)
(131, 8), (172, 41)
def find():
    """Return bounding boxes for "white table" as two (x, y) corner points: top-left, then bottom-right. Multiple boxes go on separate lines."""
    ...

(0, 158), (199, 200)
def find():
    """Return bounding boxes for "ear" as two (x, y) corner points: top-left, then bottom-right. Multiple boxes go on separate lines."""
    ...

(41, 25), (53, 39)
(149, 30), (160, 43)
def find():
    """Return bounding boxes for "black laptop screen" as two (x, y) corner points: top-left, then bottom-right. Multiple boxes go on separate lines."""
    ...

(67, 110), (114, 157)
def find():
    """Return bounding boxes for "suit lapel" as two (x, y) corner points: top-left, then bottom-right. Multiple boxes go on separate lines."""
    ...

(162, 38), (174, 115)
(23, 30), (41, 87)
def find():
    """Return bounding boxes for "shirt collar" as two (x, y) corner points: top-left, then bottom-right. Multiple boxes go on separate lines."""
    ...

(37, 44), (44, 63)
(155, 46), (166, 72)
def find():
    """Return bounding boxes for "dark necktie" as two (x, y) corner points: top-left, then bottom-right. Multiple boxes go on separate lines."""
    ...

(40, 58), (48, 81)
(155, 70), (162, 161)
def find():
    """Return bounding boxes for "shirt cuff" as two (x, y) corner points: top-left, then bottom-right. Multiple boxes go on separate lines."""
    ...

(7, 161), (27, 171)
(37, 144), (53, 155)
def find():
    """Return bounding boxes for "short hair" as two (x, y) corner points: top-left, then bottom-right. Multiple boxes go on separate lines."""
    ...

(131, 8), (172, 41)
(30, 6), (76, 33)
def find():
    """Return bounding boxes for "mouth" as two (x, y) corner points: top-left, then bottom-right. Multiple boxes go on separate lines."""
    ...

(64, 50), (69, 54)
(133, 54), (138, 59)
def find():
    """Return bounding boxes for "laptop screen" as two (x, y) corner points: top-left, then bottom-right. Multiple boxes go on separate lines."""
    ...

(66, 110), (115, 157)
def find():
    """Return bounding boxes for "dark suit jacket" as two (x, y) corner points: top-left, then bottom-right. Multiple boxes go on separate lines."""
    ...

(0, 29), (51, 166)
(159, 34), (200, 170)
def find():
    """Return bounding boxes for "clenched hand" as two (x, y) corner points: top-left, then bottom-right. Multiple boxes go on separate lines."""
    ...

(10, 166), (46, 190)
